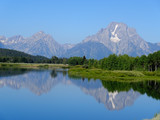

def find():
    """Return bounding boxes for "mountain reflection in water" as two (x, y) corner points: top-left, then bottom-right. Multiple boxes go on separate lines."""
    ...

(0, 68), (160, 111)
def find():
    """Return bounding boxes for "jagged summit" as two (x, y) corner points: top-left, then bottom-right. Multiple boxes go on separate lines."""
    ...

(32, 31), (46, 36)
(37, 31), (45, 34)
(82, 22), (155, 56)
(31, 31), (51, 40)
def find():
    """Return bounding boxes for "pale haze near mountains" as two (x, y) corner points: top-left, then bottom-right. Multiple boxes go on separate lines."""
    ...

(0, 22), (160, 59)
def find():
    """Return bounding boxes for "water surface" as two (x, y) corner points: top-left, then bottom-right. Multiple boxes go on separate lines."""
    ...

(0, 68), (160, 120)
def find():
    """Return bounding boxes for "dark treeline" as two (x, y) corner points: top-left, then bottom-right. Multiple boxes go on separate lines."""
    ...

(0, 48), (68, 64)
(0, 48), (49, 63)
(0, 56), (68, 64)
(68, 51), (160, 71)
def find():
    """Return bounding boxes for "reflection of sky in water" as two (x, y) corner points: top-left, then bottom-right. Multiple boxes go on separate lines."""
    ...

(0, 69), (159, 120)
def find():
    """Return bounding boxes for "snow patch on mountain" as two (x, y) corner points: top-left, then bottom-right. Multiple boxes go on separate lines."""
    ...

(108, 91), (118, 109)
(110, 24), (121, 43)
(112, 24), (118, 35)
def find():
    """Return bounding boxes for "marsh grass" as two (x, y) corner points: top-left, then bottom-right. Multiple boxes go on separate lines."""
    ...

(0, 63), (69, 69)
(143, 71), (160, 76)
(68, 66), (160, 82)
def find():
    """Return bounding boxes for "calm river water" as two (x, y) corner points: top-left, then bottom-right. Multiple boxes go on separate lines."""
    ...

(0, 68), (160, 120)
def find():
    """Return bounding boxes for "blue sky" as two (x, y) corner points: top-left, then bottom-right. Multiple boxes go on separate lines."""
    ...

(0, 0), (160, 44)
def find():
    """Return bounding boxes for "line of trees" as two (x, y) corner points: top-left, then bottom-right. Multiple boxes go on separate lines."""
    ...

(68, 51), (160, 71)
(0, 48), (68, 64)
(0, 56), (68, 64)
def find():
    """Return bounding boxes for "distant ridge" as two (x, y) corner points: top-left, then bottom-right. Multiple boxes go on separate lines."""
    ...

(63, 41), (112, 59)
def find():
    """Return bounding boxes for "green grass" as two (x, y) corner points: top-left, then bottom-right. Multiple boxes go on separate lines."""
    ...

(0, 63), (69, 69)
(68, 66), (160, 82)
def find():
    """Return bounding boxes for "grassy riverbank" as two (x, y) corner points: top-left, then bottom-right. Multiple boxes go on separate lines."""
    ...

(0, 63), (69, 69)
(68, 66), (160, 82)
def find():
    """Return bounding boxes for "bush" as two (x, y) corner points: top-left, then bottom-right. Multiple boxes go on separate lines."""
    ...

(82, 64), (89, 69)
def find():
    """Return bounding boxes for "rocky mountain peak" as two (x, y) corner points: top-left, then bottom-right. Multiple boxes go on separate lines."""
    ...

(31, 31), (48, 39)
(29, 31), (58, 45)
(107, 22), (127, 29)
(81, 22), (156, 57)
(107, 22), (131, 43)
(34, 31), (45, 35)
(83, 22), (129, 43)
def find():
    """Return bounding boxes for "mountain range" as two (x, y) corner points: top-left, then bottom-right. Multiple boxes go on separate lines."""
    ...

(0, 22), (160, 59)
